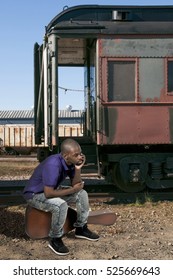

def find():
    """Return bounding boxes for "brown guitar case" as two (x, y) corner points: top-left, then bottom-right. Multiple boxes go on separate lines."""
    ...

(25, 205), (117, 239)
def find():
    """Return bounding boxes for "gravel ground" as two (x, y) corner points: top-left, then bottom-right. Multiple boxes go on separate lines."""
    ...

(1, 160), (173, 260)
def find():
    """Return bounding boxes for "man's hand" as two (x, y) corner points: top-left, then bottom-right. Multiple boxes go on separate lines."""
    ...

(72, 181), (84, 192)
(75, 154), (86, 170)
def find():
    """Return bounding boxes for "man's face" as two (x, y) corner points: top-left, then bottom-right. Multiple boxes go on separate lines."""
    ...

(64, 146), (84, 166)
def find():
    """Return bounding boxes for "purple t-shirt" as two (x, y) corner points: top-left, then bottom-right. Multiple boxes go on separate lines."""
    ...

(23, 153), (75, 200)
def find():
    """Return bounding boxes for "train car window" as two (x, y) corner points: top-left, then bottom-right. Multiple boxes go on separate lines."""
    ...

(139, 58), (164, 102)
(167, 61), (173, 93)
(108, 61), (135, 101)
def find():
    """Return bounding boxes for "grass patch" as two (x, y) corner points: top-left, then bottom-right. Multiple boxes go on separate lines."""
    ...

(128, 192), (153, 207)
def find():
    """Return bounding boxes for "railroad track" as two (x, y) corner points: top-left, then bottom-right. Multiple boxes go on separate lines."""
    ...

(1, 178), (173, 207)
(1, 156), (173, 206)
(0, 155), (38, 161)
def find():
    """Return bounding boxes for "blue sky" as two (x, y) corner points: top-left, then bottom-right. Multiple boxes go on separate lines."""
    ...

(0, 0), (173, 111)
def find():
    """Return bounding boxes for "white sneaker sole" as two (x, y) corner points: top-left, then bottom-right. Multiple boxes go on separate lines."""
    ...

(75, 235), (99, 241)
(48, 244), (69, 255)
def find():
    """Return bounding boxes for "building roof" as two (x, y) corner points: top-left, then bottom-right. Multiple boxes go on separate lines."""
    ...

(0, 110), (83, 119)
(0, 110), (34, 119)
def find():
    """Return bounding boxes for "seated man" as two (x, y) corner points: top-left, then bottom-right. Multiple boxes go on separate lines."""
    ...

(23, 138), (99, 256)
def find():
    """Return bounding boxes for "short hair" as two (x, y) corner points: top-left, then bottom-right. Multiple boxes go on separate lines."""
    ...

(60, 138), (80, 155)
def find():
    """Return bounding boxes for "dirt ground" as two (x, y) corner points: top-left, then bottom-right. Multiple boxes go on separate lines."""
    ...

(0, 159), (173, 260)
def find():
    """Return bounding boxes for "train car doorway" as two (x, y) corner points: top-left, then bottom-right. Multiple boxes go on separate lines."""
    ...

(57, 37), (97, 141)
(58, 66), (84, 111)
(58, 66), (85, 137)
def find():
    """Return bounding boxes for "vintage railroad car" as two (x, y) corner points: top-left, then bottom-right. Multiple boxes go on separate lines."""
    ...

(34, 5), (173, 192)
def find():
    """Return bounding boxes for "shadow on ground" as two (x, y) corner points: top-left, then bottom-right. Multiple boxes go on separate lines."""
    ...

(0, 207), (29, 239)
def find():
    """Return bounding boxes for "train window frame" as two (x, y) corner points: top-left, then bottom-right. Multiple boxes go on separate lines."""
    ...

(166, 58), (173, 95)
(101, 57), (139, 104)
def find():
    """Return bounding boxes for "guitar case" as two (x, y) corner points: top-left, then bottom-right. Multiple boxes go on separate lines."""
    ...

(25, 205), (117, 239)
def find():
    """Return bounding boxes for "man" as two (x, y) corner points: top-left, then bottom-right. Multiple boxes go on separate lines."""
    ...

(23, 138), (99, 255)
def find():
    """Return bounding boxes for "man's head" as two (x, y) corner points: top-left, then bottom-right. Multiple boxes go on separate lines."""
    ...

(60, 138), (84, 166)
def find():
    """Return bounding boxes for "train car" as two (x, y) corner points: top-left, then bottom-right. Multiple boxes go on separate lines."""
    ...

(0, 110), (83, 155)
(34, 5), (173, 192)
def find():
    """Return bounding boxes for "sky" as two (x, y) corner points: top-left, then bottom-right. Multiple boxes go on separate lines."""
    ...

(0, 0), (173, 111)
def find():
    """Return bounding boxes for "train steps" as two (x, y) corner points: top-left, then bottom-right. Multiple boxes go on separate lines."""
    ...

(80, 143), (99, 175)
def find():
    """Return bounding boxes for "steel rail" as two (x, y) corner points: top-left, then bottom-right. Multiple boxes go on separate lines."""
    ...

(1, 179), (173, 207)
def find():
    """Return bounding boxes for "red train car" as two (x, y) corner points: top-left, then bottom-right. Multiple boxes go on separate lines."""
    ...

(34, 5), (173, 192)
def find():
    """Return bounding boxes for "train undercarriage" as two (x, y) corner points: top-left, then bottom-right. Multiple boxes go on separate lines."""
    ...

(100, 145), (173, 192)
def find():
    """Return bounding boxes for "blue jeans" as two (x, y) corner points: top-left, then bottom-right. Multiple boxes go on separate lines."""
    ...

(26, 187), (89, 238)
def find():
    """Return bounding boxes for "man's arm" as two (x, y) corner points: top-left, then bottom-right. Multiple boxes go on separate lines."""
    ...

(71, 154), (86, 186)
(44, 182), (83, 198)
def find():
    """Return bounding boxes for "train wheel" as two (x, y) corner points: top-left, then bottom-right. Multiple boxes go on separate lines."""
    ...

(112, 164), (146, 193)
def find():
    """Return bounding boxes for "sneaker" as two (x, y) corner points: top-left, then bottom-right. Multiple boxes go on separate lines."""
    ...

(48, 237), (69, 255)
(75, 224), (99, 241)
